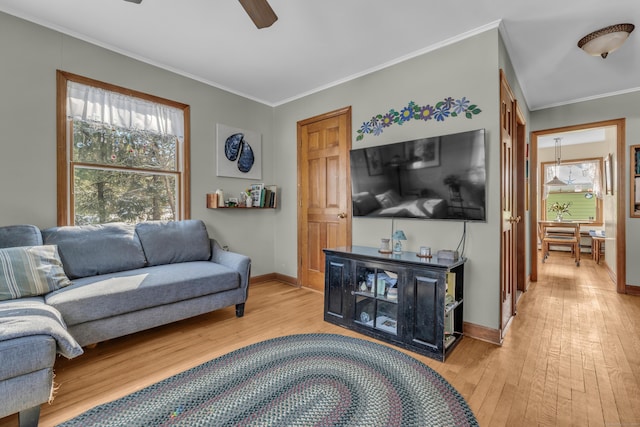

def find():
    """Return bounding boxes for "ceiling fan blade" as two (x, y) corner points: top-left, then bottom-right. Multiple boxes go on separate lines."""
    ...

(124, 0), (143, 3)
(238, 0), (278, 29)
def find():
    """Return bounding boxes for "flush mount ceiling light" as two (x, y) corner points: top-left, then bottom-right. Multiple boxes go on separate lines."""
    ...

(578, 23), (635, 58)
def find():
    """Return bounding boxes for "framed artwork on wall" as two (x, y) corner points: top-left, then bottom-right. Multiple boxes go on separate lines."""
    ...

(604, 153), (613, 195)
(632, 145), (640, 218)
(216, 124), (262, 179)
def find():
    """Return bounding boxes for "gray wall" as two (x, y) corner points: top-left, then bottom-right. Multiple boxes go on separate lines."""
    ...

(273, 29), (503, 329)
(0, 12), (277, 276)
(5, 10), (635, 333)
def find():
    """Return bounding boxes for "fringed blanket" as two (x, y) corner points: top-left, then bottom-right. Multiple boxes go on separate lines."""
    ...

(0, 299), (83, 358)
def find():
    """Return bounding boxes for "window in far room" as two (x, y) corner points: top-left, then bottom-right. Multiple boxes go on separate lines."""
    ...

(541, 157), (603, 224)
(56, 71), (190, 225)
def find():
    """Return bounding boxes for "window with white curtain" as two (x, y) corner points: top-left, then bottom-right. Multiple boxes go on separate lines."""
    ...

(56, 71), (190, 225)
(541, 157), (603, 223)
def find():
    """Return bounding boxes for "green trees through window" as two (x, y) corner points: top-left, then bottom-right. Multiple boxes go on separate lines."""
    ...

(57, 71), (190, 225)
(541, 157), (603, 223)
(72, 122), (178, 224)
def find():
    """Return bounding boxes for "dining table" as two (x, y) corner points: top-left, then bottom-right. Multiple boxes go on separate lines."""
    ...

(538, 220), (589, 266)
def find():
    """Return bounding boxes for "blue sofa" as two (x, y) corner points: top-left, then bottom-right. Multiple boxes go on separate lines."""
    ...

(0, 219), (251, 426)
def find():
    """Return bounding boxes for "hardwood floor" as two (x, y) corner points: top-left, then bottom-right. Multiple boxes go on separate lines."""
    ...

(2, 252), (639, 426)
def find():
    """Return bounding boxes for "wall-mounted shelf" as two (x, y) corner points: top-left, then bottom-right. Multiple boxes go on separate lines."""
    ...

(206, 187), (277, 209)
(207, 205), (275, 209)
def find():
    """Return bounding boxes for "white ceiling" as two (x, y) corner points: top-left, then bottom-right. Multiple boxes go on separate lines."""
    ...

(0, 0), (638, 109)
(538, 128), (607, 149)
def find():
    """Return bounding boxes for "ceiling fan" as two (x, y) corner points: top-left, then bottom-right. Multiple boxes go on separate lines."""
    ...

(123, 0), (278, 29)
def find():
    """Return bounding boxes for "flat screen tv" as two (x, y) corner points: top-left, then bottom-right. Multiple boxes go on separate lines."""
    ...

(350, 129), (486, 222)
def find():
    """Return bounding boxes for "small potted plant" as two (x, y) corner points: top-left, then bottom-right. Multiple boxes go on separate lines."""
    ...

(548, 201), (571, 221)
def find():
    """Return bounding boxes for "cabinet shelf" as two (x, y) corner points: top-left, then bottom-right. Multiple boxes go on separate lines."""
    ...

(444, 334), (458, 349)
(353, 291), (398, 304)
(445, 299), (462, 314)
(324, 245), (465, 362)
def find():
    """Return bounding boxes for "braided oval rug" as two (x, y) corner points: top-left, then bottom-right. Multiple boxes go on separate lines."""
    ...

(58, 333), (478, 427)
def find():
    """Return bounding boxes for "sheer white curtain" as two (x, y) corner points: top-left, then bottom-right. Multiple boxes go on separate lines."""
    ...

(542, 159), (603, 199)
(67, 81), (184, 138)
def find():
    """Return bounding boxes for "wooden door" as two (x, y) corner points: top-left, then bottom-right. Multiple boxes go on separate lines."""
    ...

(515, 102), (527, 293)
(297, 107), (352, 291)
(500, 70), (518, 333)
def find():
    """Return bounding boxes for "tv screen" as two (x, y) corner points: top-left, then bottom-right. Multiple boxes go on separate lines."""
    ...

(350, 129), (486, 222)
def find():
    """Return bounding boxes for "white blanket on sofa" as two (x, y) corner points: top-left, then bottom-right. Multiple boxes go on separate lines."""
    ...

(0, 300), (83, 358)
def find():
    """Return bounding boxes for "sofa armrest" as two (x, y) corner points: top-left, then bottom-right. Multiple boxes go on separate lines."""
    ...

(0, 335), (56, 421)
(209, 239), (251, 294)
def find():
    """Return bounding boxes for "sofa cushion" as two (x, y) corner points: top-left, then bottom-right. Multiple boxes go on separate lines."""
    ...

(135, 220), (211, 266)
(0, 225), (43, 249)
(42, 223), (146, 279)
(45, 262), (239, 326)
(0, 246), (72, 301)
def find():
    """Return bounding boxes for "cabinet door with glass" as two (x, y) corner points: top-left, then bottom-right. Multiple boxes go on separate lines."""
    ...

(353, 263), (400, 336)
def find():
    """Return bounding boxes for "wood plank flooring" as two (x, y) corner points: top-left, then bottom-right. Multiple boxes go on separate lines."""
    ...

(2, 252), (639, 426)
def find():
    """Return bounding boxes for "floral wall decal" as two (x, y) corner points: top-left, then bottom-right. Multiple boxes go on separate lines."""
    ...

(356, 97), (482, 142)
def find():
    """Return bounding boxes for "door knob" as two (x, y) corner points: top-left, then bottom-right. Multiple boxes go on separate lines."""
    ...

(509, 216), (521, 223)
(337, 212), (347, 219)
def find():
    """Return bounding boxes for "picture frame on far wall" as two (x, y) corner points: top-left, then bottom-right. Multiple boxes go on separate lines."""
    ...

(632, 145), (640, 218)
(604, 153), (613, 195)
(216, 124), (262, 180)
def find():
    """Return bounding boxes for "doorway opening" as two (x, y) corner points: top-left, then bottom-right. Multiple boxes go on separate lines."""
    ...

(529, 119), (626, 292)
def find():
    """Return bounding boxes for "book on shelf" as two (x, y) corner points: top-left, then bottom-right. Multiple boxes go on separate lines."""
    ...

(249, 183), (277, 208)
(262, 185), (277, 208)
(249, 183), (264, 206)
(444, 311), (454, 336)
(444, 334), (456, 348)
(445, 272), (456, 300)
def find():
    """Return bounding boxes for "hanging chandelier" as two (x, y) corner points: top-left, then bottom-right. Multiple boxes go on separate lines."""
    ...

(546, 137), (566, 186)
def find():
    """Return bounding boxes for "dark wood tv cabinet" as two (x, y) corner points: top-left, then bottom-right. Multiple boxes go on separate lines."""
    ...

(323, 246), (465, 361)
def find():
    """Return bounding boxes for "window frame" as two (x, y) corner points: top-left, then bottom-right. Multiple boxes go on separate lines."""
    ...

(540, 156), (603, 225)
(56, 70), (191, 225)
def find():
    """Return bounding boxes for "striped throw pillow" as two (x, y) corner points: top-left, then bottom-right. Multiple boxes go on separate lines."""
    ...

(0, 245), (72, 301)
